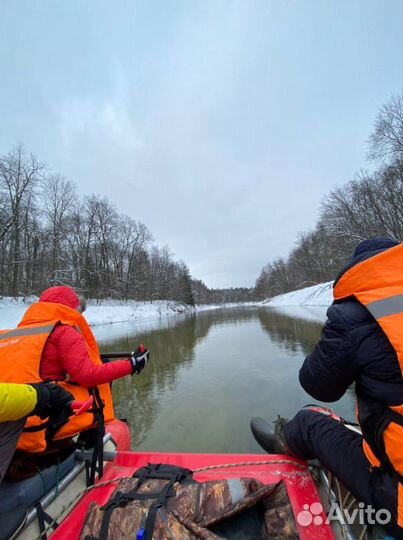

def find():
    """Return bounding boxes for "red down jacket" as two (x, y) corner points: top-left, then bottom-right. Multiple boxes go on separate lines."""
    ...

(39, 287), (132, 387)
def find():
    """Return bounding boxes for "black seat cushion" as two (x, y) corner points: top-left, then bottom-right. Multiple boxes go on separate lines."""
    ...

(0, 453), (76, 513)
(0, 507), (27, 540)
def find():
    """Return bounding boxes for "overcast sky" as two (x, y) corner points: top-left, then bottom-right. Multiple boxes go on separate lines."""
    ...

(1, 1), (402, 288)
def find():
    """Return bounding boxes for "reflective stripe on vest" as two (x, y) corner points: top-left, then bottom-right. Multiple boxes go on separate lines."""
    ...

(366, 294), (403, 320)
(0, 325), (55, 341)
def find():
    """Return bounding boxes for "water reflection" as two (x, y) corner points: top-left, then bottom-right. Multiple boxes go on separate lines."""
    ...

(100, 314), (207, 446)
(257, 308), (325, 355)
(95, 307), (356, 453)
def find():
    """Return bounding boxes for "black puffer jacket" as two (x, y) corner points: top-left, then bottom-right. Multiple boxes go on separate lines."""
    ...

(299, 238), (403, 405)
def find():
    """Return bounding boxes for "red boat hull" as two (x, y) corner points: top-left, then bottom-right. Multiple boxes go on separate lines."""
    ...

(52, 449), (335, 540)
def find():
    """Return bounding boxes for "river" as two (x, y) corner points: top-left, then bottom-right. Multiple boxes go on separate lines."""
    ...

(94, 306), (356, 454)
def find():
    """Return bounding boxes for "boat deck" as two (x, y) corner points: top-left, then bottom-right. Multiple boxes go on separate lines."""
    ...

(51, 451), (336, 540)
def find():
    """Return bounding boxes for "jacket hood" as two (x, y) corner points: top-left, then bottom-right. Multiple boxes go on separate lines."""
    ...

(334, 237), (400, 287)
(351, 238), (400, 260)
(39, 286), (80, 310)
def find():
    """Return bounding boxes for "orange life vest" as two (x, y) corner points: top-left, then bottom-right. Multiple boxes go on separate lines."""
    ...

(334, 242), (403, 522)
(0, 302), (115, 453)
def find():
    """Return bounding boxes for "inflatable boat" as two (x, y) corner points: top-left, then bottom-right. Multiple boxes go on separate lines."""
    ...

(2, 418), (380, 540)
(2, 417), (338, 540)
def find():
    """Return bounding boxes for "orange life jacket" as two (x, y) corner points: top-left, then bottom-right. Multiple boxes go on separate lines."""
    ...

(334, 242), (403, 521)
(0, 302), (115, 453)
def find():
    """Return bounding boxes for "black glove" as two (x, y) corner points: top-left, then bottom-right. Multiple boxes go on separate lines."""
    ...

(129, 345), (150, 375)
(30, 382), (74, 419)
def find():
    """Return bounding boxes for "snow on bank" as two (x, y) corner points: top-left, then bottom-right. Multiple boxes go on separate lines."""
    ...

(0, 297), (193, 330)
(261, 282), (334, 324)
(86, 300), (191, 326)
(0, 297), (257, 331)
(263, 281), (334, 307)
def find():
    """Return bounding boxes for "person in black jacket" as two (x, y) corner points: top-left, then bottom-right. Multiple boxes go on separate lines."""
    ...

(251, 237), (403, 538)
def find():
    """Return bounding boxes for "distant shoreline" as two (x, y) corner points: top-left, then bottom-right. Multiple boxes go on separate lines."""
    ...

(0, 298), (260, 330)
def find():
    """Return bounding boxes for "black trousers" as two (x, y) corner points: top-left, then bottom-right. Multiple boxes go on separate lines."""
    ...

(0, 418), (25, 483)
(284, 409), (403, 539)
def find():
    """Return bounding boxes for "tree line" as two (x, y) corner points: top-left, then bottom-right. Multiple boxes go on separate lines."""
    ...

(255, 92), (403, 299)
(0, 146), (199, 303)
(0, 145), (260, 305)
(191, 280), (256, 304)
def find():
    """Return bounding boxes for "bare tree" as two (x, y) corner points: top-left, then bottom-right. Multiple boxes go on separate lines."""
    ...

(43, 174), (77, 280)
(113, 215), (152, 300)
(0, 144), (44, 295)
(368, 93), (403, 163)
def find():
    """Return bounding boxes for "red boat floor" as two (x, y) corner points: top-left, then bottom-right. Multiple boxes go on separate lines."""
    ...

(51, 452), (335, 540)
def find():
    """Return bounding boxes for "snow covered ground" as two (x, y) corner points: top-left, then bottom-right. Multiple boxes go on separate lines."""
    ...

(0, 297), (258, 331)
(261, 281), (334, 324)
(0, 297), (194, 330)
(263, 281), (334, 307)
(0, 285), (333, 331)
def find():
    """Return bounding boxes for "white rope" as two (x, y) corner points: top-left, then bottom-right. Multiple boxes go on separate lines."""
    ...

(193, 458), (307, 472)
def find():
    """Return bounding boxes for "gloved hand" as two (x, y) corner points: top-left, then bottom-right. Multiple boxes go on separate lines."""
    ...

(30, 382), (74, 419)
(130, 345), (150, 375)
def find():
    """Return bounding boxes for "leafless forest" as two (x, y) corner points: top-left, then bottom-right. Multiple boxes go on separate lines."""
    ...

(255, 93), (403, 299)
(0, 145), (255, 304)
(2, 94), (401, 304)
(0, 148), (200, 303)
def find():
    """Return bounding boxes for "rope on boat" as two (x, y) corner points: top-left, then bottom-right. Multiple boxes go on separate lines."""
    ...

(323, 471), (369, 540)
(192, 458), (308, 472)
(34, 458), (308, 539)
(358, 526), (368, 540)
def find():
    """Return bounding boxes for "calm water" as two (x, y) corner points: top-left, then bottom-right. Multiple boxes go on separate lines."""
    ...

(94, 307), (356, 454)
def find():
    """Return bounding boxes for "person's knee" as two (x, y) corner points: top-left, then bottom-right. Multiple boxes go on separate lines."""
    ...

(292, 409), (317, 424)
(283, 409), (320, 458)
(285, 409), (318, 437)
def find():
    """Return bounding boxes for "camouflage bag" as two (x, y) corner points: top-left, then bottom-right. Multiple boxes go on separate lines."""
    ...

(80, 463), (299, 540)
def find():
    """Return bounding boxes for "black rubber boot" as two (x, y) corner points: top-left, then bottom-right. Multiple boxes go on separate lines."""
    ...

(250, 416), (294, 456)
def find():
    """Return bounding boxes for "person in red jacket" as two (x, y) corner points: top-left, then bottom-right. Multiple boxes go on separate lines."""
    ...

(38, 286), (149, 385)
(0, 286), (148, 474)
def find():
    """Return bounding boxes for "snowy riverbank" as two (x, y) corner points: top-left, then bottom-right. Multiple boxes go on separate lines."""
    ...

(263, 281), (334, 307)
(0, 297), (258, 330)
(262, 282), (334, 324)
(0, 298), (196, 329)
